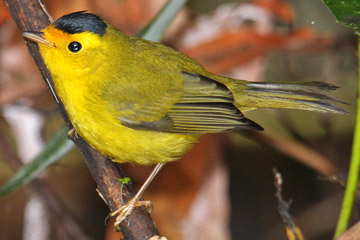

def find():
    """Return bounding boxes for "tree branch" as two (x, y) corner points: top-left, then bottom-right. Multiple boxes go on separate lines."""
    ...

(5, 0), (160, 238)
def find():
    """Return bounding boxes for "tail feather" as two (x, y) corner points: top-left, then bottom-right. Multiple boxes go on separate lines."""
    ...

(236, 81), (347, 114)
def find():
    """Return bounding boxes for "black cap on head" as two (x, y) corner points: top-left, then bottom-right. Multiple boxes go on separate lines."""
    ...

(54, 11), (107, 36)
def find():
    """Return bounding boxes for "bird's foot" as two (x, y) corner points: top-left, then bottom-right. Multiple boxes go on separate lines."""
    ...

(111, 198), (152, 230)
(67, 128), (79, 140)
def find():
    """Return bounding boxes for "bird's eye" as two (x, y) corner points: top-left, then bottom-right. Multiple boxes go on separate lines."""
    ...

(68, 41), (82, 53)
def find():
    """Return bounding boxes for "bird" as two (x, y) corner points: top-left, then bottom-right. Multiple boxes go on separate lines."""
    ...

(22, 11), (345, 230)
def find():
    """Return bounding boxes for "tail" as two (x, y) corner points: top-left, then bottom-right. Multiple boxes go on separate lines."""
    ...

(234, 81), (347, 114)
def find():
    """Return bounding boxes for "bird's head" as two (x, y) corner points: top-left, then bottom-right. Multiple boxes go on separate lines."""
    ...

(23, 11), (109, 76)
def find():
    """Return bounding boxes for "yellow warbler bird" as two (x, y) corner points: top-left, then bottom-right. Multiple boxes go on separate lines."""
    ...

(23, 11), (345, 228)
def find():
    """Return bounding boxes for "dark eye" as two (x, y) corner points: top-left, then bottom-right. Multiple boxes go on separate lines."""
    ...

(68, 41), (82, 53)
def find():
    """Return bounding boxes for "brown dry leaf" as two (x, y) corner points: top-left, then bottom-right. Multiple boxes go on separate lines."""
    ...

(45, 0), (183, 36)
(0, 1), (11, 26)
(181, 28), (334, 75)
(87, 0), (152, 35)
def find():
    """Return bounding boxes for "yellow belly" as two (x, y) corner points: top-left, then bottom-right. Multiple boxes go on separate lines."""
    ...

(67, 100), (199, 165)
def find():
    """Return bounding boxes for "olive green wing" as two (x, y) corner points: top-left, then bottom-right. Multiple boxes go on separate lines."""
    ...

(113, 71), (262, 133)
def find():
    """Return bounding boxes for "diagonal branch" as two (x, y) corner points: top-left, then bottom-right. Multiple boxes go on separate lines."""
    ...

(5, 0), (160, 238)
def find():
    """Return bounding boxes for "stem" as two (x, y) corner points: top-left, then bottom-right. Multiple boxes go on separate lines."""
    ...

(334, 37), (360, 238)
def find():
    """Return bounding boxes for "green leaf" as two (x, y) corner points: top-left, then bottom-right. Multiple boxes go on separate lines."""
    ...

(0, 126), (74, 197)
(137, 0), (187, 42)
(323, 0), (360, 35)
(117, 177), (131, 184)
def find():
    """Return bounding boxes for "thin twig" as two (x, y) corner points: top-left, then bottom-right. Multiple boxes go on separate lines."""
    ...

(273, 168), (303, 240)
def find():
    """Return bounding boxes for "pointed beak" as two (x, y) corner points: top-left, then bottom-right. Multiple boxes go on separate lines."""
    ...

(22, 31), (55, 47)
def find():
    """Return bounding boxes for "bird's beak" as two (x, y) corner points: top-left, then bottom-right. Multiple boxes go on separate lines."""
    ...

(22, 31), (55, 47)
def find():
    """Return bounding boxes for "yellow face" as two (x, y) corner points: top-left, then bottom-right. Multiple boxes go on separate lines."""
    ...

(38, 25), (105, 78)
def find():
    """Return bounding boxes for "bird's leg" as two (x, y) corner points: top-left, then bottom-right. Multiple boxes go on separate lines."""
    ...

(111, 163), (165, 229)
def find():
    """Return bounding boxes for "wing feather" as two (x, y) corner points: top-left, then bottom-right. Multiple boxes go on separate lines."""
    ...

(119, 72), (262, 133)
